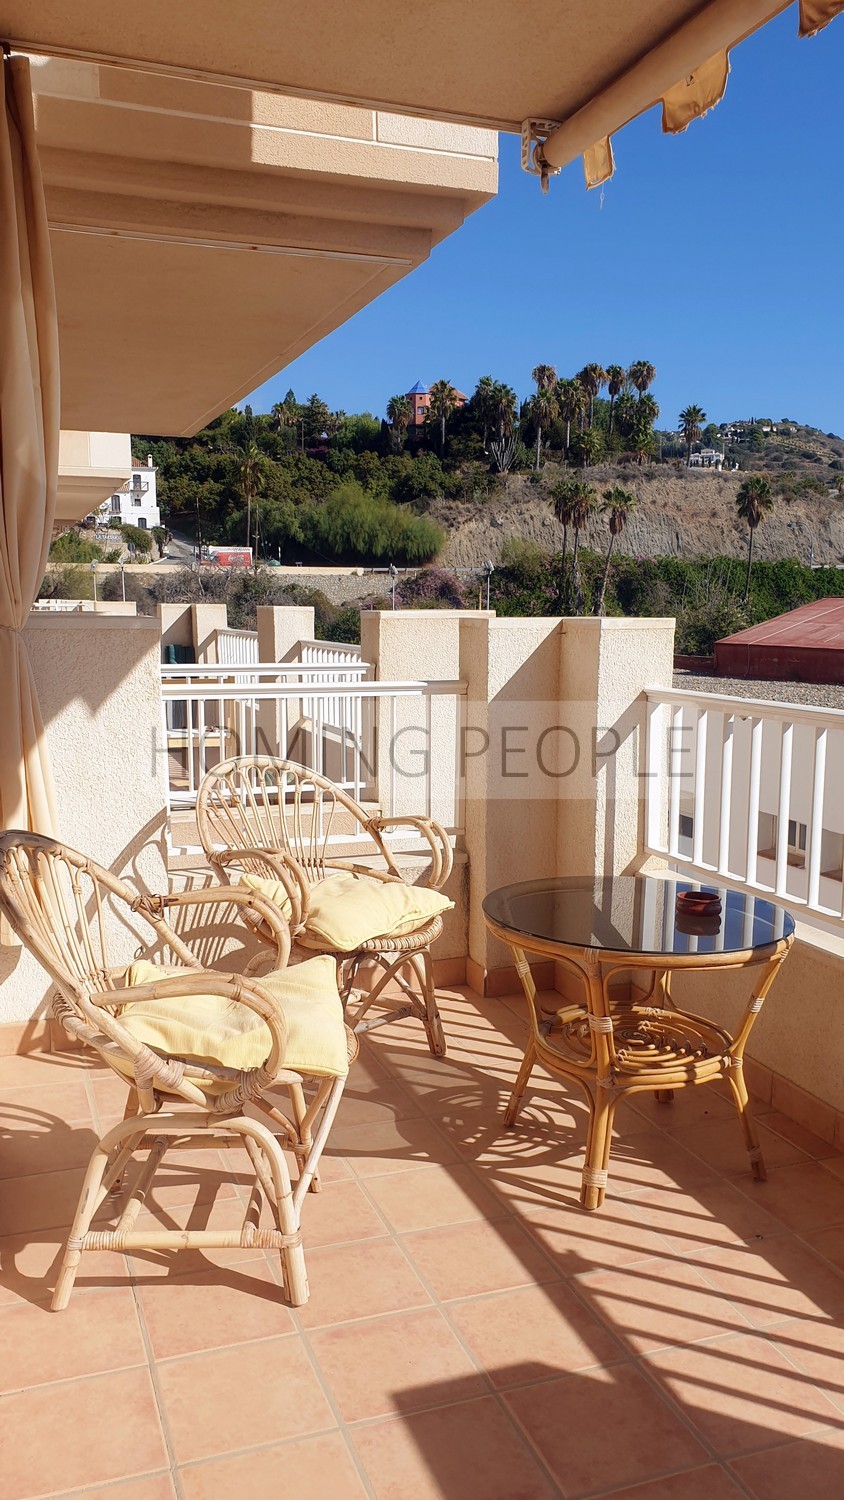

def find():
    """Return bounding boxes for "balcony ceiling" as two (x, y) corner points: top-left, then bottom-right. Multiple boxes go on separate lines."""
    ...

(4, 1), (792, 133)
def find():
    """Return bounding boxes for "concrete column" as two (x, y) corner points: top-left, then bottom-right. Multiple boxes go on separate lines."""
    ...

(1, 616), (170, 1030)
(158, 602), (193, 659)
(257, 605), (315, 662)
(193, 603), (229, 663)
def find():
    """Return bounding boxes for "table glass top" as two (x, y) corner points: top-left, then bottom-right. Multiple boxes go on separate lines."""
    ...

(482, 876), (794, 957)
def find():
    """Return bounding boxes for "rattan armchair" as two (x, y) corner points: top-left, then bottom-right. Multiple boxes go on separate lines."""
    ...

(0, 831), (357, 1310)
(196, 756), (454, 1056)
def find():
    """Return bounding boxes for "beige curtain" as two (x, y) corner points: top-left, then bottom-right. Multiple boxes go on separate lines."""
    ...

(0, 54), (59, 837)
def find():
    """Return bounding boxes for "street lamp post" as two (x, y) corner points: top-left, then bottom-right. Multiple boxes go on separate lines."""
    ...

(483, 560), (494, 610)
(90, 561), (98, 603)
(389, 563), (398, 611)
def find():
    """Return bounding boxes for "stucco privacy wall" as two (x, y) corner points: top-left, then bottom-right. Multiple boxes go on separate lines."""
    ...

(0, 616), (169, 1025)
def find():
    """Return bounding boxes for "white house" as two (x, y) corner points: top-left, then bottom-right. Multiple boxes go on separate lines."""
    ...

(100, 455), (161, 531)
(689, 447), (724, 469)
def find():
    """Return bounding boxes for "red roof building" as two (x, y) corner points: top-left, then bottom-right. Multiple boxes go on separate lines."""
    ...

(715, 598), (844, 684)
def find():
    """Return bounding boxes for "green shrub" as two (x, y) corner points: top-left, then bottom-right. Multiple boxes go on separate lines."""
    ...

(120, 523), (153, 554)
(301, 480), (443, 564)
(49, 532), (103, 563)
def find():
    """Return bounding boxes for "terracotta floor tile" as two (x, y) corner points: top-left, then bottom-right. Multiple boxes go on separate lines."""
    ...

(669, 1119), (811, 1177)
(576, 1254), (753, 1354)
(332, 1114), (458, 1177)
(138, 1262), (293, 1359)
(448, 1281), (625, 1388)
(0, 1367), (168, 1500)
(505, 1362), (706, 1497)
(363, 1162), (507, 1234)
(802, 1224), (844, 1276)
(0, 1051), (91, 1087)
(401, 1217), (558, 1300)
(645, 1331), (843, 1456)
(623, 1087), (736, 1132)
(309, 1305), (485, 1421)
(351, 1395), (556, 1500)
(601, 1128), (719, 1198)
(522, 1197), (675, 1276)
(0, 1286), (145, 1392)
(0, 1227), (129, 1306)
(762, 1112), (838, 1160)
(595, 1465), (746, 1500)
(296, 1236), (431, 1328)
(179, 1430), (367, 1500)
(141, 1149), (238, 1213)
(49, 1475), (177, 1500)
(298, 1177), (389, 1247)
(2, 1075), (94, 1124)
(629, 1179), (787, 1256)
(0, 1166), (88, 1236)
(0, 1117), (101, 1181)
(732, 1163), (844, 1233)
(691, 1237), (844, 1328)
(729, 1427), (844, 1499)
(333, 1075), (421, 1129)
(127, 1194), (269, 1280)
(768, 1319), (844, 1413)
(156, 1335), (334, 1463)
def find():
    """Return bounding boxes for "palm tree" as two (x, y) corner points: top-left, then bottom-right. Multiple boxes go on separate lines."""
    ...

(386, 394), (411, 451)
(597, 487), (636, 613)
(628, 361), (656, 401)
(679, 404), (706, 466)
(530, 366), (559, 469)
(427, 379), (458, 456)
(233, 437), (271, 558)
(488, 382), (519, 472)
(472, 375), (497, 451)
(271, 389), (299, 433)
(570, 482), (598, 614)
(550, 478), (582, 611)
(577, 364), (607, 427)
(735, 476), (773, 602)
(613, 390), (637, 444)
(605, 365), (625, 434)
(557, 377), (585, 455)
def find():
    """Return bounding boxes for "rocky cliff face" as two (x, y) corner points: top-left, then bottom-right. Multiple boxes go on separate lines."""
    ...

(433, 468), (844, 570)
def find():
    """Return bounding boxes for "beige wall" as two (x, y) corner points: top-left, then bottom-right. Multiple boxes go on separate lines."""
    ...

(0, 616), (169, 1026)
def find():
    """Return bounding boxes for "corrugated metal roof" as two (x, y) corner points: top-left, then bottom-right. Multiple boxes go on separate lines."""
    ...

(718, 599), (844, 651)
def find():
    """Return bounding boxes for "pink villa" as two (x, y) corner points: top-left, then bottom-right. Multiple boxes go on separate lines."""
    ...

(406, 379), (468, 428)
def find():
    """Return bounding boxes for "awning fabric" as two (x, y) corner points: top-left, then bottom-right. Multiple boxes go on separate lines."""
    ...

(661, 51), (730, 134)
(799, 1), (844, 36)
(0, 54), (59, 841)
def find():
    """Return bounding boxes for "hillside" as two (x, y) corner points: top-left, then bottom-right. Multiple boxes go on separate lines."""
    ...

(434, 464), (844, 570)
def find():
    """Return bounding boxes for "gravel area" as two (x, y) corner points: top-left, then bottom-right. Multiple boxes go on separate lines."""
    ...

(673, 670), (844, 710)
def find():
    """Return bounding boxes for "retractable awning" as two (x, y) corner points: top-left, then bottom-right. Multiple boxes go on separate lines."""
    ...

(3, 0), (842, 190)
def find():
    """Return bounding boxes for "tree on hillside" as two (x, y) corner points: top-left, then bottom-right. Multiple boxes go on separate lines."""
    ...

(271, 390), (300, 434)
(570, 482), (598, 614)
(232, 437), (272, 557)
(530, 364), (558, 470)
(613, 390), (637, 444)
(629, 360), (656, 400)
(487, 382), (519, 472)
(631, 393), (660, 465)
(557, 377), (586, 455)
(569, 426), (603, 468)
(577, 364), (607, 428)
(427, 379), (459, 456)
(386, 394), (412, 452)
(302, 394), (333, 446)
(596, 487), (637, 614)
(472, 375), (497, 451)
(606, 365), (626, 435)
(735, 475), (773, 603)
(679, 404), (706, 466)
(549, 478), (584, 612)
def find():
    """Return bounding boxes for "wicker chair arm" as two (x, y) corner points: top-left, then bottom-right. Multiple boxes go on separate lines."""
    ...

(365, 815), (453, 888)
(134, 885), (292, 969)
(207, 847), (308, 929)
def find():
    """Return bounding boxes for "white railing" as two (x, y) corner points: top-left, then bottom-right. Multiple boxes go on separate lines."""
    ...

(645, 687), (844, 928)
(215, 627), (259, 665)
(294, 639), (363, 668)
(160, 666), (466, 841)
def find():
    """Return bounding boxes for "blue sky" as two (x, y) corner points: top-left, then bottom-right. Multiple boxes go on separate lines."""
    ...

(247, 9), (844, 435)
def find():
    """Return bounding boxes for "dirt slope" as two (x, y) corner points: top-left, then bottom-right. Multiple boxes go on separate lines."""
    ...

(434, 467), (844, 569)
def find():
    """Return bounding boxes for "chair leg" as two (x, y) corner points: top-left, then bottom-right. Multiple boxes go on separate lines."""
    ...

(52, 1140), (112, 1311)
(580, 1086), (617, 1211)
(288, 1080), (320, 1194)
(726, 1062), (766, 1181)
(107, 1087), (140, 1198)
(504, 1036), (538, 1127)
(410, 949), (446, 1058)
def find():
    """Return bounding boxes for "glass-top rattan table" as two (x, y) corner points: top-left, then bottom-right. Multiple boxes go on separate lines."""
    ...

(483, 875), (795, 1210)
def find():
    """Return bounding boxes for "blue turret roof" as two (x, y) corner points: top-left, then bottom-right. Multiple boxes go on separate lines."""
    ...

(406, 380), (428, 395)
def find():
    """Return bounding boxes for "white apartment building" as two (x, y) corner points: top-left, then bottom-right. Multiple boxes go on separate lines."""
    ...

(100, 456), (160, 531)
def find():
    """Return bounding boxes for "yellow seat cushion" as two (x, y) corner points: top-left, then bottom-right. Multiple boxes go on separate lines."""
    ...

(241, 870), (452, 952)
(118, 956), (348, 1079)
